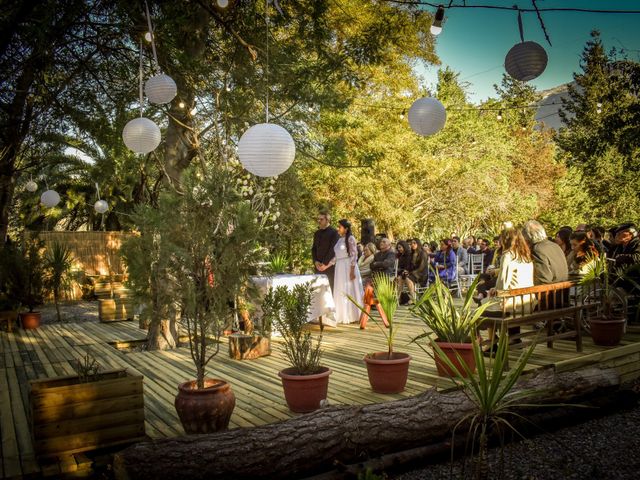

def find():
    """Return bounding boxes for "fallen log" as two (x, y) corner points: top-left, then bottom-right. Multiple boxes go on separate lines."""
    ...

(113, 367), (619, 480)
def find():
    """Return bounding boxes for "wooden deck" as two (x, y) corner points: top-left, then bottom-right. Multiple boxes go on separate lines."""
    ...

(2, 309), (640, 479)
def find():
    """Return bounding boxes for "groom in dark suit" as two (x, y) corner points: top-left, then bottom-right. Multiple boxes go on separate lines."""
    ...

(312, 211), (339, 292)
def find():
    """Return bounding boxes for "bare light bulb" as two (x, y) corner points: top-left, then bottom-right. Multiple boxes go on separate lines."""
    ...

(190, 106), (198, 115)
(144, 31), (153, 42)
(217, 0), (229, 7)
(430, 5), (445, 36)
(178, 101), (185, 108)
(497, 112), (503, 121)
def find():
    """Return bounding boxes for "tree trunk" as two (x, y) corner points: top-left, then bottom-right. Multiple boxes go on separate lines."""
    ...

(113, 367), (620, 480)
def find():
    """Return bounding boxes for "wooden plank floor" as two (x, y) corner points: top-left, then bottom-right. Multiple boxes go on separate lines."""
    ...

(2, 311), (640, 479)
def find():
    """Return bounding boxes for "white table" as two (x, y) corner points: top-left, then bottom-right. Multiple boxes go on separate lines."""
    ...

(249, 274), (337, 328)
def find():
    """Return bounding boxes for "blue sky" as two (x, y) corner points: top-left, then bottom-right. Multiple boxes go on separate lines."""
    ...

(418, 0), (640, 103)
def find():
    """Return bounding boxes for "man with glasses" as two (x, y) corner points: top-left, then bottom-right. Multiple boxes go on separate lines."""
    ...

(312, 212), (340, 292)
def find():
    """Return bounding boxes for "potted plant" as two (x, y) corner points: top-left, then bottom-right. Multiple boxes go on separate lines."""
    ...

(264, 283), (331, 413)
(411, 276), (492, 377)
(350, 273), (411, 393)
(268, 253), (289, 275)
(43, 241), (73, 322)
(15, 235), (45, 329)
(580, 254), (628, 346)
(123, 165), (260, 433)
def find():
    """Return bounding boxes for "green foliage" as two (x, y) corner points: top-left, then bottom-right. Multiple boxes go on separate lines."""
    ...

(349, 273), (399, 356)
(122, 164), (261, 388)
(5, 236), (46, 312)
(426, 334), (540, 479)
(43, 242), (73, 322)
(411, 276), (493, 344)
(268, 254), (289, 275)
(263, 283), (323, 375)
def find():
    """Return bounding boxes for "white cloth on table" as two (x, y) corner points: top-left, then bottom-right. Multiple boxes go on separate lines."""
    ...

(331, 236), (364, 324)
(250, 274), (337, 328)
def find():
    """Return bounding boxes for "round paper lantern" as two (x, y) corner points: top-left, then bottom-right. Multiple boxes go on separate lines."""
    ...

(505, 41), (548, 82)
(122, 117), (161, 154)
(94, 200), (109, 214)
(237, 123), (295, 177)
(408, 97), (447, 136)
(41, 190), (60, 208)
(25, 180), (38, 192)
(144, 74), (177, 104)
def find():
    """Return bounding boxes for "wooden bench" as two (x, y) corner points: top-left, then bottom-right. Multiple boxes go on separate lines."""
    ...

(479, 280), (601, 367)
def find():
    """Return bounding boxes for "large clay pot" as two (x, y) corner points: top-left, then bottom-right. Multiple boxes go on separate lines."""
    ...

(589, 316), (626, 346)
(174, 379), (236, 434)
(363, 352), (411, 394)
(434, 341), (475, 378)
(278, 366), (331, 413)
(20, 311), (41, 330)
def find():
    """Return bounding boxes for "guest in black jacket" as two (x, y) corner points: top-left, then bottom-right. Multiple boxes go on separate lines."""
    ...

(371, 238), (396, 277)
(312, 212), (339, 291)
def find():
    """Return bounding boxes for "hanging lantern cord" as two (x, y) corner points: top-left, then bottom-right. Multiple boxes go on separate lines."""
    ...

(265, 0), (270, 123)
(138, 40), (144, 117)
(144, 0), (159, 68)
(95, 182), (101, 201)
(515, 5), (525, 43)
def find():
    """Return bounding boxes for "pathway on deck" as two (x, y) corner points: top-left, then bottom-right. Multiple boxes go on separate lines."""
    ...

(2, 310), (640, 479)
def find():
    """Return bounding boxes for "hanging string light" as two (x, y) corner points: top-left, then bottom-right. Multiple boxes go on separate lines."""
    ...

(143, 1), (177, 105)
(497, 110), (503, 121)
(122, 40), (162, 154)
(237, 0), (295, 178)
(504, 7), (548, 81)
(430, 5), (445, 36)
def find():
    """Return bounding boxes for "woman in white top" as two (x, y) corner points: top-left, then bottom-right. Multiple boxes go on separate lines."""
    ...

(484, 227), (535, 351)
(323, 219), (363, 324)
(357, 242), (376, 282)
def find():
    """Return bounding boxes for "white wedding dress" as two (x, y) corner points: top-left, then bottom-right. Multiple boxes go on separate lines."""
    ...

(332, 235), (364, 324)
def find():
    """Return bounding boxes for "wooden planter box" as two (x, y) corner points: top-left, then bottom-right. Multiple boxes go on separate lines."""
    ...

(228, 334), (271, 360)
(98, 298), (134, 322)
(29, 370), (145, 458)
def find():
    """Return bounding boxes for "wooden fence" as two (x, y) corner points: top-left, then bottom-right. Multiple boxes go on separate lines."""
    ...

(26, 231), (136, 300)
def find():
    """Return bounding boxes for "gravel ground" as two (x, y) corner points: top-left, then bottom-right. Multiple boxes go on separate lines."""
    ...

(38, 300), (100, 324)
(394, 400), (640, 480)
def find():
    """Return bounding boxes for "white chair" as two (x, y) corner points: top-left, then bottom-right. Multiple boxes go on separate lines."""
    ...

(468, 253), (485, 275)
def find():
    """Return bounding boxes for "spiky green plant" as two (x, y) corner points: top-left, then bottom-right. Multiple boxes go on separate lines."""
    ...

(349, 273), (399, 357)
(411, 275), (493, 344)
(579, 254), (628, 320)
(44, 242), (73, 322)
(425, 334), (540, 480)
(264, 283), (322, 375)
(268, 254), (289, 275)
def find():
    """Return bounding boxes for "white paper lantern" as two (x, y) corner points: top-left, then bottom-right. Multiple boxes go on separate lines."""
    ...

(94, 200), (109, 214)
(145, 74), (177, 104)
(122, 117), (161, 154)
(237, 123), (295, 177)
(25, 180), (38, 192)
(505, 41), (548, 82)
(41, 190), (60, 208)
(408, 97), (447, 136)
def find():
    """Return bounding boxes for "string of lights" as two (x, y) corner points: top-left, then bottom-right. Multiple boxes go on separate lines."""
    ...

(380, 1), (640, 14)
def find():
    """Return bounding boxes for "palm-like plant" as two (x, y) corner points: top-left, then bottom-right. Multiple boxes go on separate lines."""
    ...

(579, 254), (628, 320)
(411, 276), (493, 344)
(268, 254), (289, 275)
(350, 273), (399, 357)
(44, 242), (73, 322)
(428, 334), (539, 480)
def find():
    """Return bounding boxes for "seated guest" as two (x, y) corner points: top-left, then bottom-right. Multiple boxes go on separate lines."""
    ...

(478, 238), (495, 272)
(587, 225), (607, 254)
(474, 238), (503, 305)
(608, 223), (640, 269)
(370, 238), (396, 277)
(523, 220), (568, 285)
(429, 240), (439, 254)
(395, 241), (412, 300)
(452, 236), (469, 275)
(397, 238), (429, 303)
(465, 236), (480, 254)
(483, 227), (536, 351)
(421, 241), (433, 256)
(357, 242), (376, 282)
(554, 227), (573, 260)
(429, 239), (457, 283)
(568, 232), (599, 279)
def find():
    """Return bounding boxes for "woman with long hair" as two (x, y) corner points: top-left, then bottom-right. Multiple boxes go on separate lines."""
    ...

(483, 227), (535, 352)
(357, 242), (377, 281)
(397, 238), (429, 304)
(568, 231), (599, 278)
(326, 219), (363, 324)
(429, 239), (457, 283)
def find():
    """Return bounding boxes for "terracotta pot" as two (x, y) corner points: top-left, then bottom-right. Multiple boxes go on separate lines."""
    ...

(20, 311), (41, 330)
(174, 379), (236, 434)
(434, 341), (475, 378)
(589, 316), (626, 346)
(278, 366), (331, 413)
(363, 352), (411, 394)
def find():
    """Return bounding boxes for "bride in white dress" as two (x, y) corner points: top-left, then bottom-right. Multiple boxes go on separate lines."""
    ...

(324, 219), (363, 324)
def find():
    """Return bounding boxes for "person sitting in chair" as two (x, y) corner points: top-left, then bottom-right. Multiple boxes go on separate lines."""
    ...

(429, 239), (457, 283)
